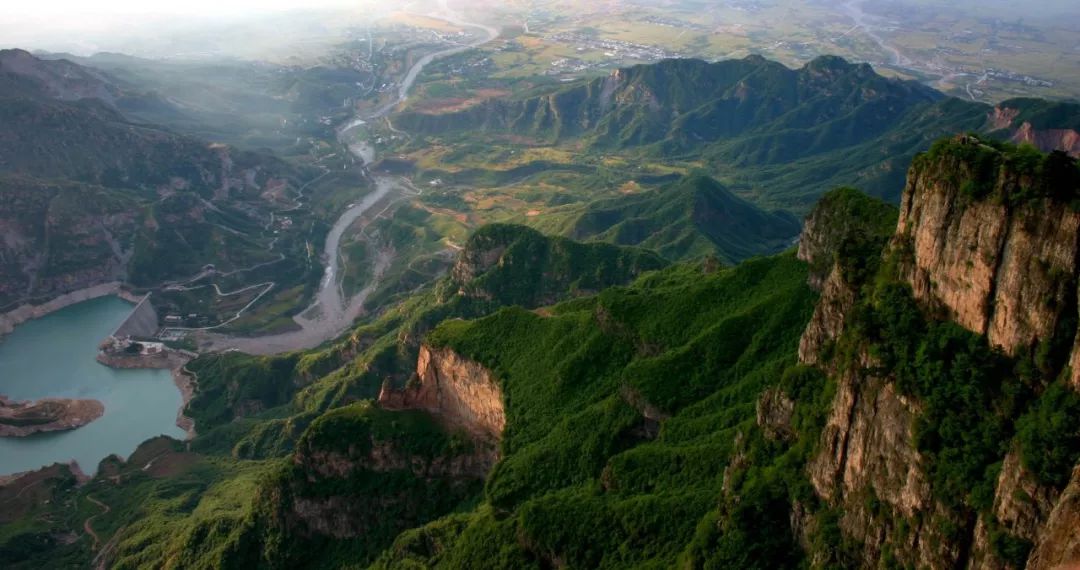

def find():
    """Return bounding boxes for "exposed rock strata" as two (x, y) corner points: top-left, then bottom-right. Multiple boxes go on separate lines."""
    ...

(798, 265), (855, 365)
(806, 361), (964, 568)
(895, 156), (1080, 360)
(1027, 466), (1080, 570)
(799, 140), (1080, 568)
(379, 344), (506, 446)
(756, 387), (795, 442)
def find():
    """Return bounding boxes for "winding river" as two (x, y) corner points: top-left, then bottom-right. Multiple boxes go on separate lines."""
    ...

(204, 2), (498, 355)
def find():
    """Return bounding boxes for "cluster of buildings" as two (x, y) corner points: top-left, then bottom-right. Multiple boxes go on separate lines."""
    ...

(543, 32), (680, 64)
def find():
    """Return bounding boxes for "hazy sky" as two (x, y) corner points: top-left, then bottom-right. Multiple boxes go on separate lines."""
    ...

(2, 0), (382, 56)
(7, 0), (360, 17)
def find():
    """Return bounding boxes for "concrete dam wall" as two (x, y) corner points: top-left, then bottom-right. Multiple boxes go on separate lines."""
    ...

(111, 295), (159, 339)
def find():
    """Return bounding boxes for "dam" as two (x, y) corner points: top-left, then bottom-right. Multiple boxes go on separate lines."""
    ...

(109, 294), (159, 340)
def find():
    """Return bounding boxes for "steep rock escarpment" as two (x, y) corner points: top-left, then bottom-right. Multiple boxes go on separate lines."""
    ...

(795, 187), (897, 363)
(990, 101), (1080, 158)
(264, 400), (488, 548)
(1028, 466), (1080, 569)
(379, 344), (505, 449)
(807, 364), (966, 568)
(798, 267), (855, 365)
(800, 139), (1080, 569)
(895, 142), (1080, 363)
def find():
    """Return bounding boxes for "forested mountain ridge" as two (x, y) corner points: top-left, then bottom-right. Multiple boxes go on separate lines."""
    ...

(0, 50), (312, 309)
(398, 55), (1080, 208)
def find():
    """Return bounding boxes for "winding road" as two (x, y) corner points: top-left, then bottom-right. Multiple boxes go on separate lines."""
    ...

(199, 1), (498, 355)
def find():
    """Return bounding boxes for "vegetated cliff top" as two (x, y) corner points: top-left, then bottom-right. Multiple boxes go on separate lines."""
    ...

(914, 134), (1080, 206)
(794, 138), (1080, 568)
(796, 186), (898, 288)
(442, 223), (669, 309)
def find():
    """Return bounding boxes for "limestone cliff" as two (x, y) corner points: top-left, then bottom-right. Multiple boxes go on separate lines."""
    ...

(263, 399), (488, 548)
(1028, 466), (1080, 569)
(795, 187), (897, 363)
(379, 344), (505, 447)
(799, 139), (1080, 569)
(989, 101), (1080, 158)
(895, 138), (1080, 366)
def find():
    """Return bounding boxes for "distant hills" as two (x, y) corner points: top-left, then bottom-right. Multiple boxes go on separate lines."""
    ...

(398, 55), (1080, 208)
(546, 174), (800, 263)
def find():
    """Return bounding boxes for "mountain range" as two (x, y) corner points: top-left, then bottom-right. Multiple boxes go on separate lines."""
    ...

(4, 45), (1080, 570)
(398, 55), (1080, 208)
(0, 49), (312, 309)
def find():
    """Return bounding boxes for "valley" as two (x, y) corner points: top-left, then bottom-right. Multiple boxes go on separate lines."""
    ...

(2, 1), (1080, 568)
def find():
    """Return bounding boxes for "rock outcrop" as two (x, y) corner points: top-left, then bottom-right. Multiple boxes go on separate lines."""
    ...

(1027, 466), (1080, 570)
(756, 387), (796, 442)
(795, 187), (897, 363)
(805, 360), (966, 568)
(0, 396), (104, 437)
(990, 101), (1080, 157)
(380, 344), (505, 446)
(798, 267), (856, 365)
(799, 138), (1080, 568)
(895, 141), (1080, 362)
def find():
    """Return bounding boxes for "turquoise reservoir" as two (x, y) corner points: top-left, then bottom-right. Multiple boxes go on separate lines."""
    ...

(0, 296), (185, 476)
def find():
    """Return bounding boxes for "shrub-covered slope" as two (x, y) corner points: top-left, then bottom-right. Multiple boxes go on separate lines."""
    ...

(550, 173), (801, 263)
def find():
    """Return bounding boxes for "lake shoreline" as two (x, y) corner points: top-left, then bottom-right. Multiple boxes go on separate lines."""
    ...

(0, 282), (142, 339)
(96, 349), (199, 439)
(1, 286), (198, 441)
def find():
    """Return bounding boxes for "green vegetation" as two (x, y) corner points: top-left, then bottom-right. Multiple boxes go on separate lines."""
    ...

(920, 135), (1080, 207)
(1016, 381), (1080, 487)
(5, 38), (1080, 566)
(854, 281), (1022, 510)
(800, 186), (899, 284)
(389, 253), (822, 567)
(396, 55), (992, 209)
(183, 224), (669, 450)
(438, 223), (668, 308)
(534, 174), (800, 263)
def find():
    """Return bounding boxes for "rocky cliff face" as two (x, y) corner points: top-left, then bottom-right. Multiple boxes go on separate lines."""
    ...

(800, 138), (1080, 569)
(795, 187), (897, 362)
(807, 362), (967, 568)
(379, 344), (505, 447)
(990, 102), (1080, 158)
(1028, 466), (1080, 569)
(895, 142), (1080, 362)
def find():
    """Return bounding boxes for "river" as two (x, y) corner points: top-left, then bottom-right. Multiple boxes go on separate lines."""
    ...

(0, 297), (185, 476)
(202, 1), (498, 355)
